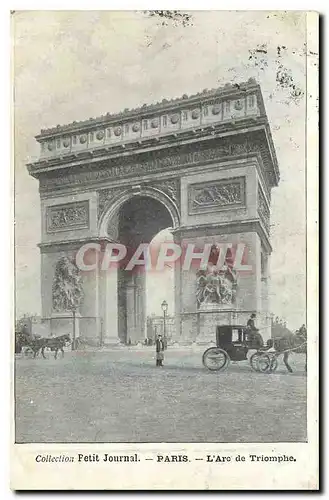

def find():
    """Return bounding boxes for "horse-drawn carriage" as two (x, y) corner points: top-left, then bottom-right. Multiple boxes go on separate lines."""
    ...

(15, 329), (71, 359)
(202, 324), (279, 373)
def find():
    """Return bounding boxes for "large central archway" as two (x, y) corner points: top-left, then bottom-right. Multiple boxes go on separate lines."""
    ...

(99, 190), (177, 344)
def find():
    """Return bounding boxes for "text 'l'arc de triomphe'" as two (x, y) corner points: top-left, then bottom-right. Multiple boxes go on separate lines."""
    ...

(27, 79), (280, 345)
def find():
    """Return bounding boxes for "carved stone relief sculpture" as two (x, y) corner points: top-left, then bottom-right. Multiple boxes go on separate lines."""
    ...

(149, 178), (180, 209)
(52, 257), (84, 312)
(196, 244), (238, 308)
(98, 187), (128, 220)
(196, 264), (238, 308)
(189, 177), (245, 214)
(46, 201), (89, 232)
(258, 185), (270, 233)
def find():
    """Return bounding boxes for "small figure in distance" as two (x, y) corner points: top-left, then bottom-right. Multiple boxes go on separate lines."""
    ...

(155, 334), (165, 367)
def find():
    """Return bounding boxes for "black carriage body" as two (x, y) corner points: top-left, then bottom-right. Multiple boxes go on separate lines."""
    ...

(216, 325), (249, 361)
(203, 325), (270, 373)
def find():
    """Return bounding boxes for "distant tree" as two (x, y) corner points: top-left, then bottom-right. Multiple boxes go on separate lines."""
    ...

(52, 257), (83, 312)
(15, 317), (30, 334)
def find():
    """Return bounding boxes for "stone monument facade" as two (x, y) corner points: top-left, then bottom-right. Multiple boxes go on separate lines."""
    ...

(27, 79), (279, 344)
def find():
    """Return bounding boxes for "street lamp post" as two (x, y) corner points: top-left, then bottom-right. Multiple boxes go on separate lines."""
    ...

(161, 300), (168, 348)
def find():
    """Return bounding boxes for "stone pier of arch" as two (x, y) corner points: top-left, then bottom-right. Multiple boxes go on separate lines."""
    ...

(28, 80), (279, 345)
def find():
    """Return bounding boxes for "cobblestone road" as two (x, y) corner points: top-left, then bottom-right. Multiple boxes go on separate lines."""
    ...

(15, 347), (307, 443)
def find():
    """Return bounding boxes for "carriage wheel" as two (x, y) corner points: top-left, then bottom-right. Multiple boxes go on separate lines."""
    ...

(202, 347), (230, 372)
(269, 356), (278, 373)
(257, 353), (278, 373)
(262, 354), (278, 373)
(250, 352), (262, 372)
(250, 352), (278, 373)
(256, 353), (271, 373)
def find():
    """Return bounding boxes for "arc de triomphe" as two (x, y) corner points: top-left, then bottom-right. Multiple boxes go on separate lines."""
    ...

(27, 79), (279, 344)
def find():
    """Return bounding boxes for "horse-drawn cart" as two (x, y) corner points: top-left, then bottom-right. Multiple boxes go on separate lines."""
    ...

(202, 325), (277, 373)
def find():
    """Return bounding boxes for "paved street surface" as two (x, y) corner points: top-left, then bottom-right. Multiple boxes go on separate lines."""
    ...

(15, 347), (307, 443)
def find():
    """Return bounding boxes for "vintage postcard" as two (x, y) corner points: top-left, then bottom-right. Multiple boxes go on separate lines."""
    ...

(11, 10), (319, 490)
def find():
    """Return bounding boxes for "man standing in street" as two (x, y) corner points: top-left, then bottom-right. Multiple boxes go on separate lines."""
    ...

(155, 334), (165, 367)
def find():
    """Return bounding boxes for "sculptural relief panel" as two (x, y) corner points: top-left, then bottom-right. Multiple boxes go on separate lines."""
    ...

(188, 177), (246, 215)
(257, 184), (270, 233)
(52, 256), (84, 312)
(196, 266), (238, 308)
(46, 201), (90, 233)
(195, 244), (238, 308)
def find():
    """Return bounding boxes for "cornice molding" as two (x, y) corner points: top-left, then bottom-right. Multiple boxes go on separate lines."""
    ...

(36, 79), (264, 138)
(38, 236), (114, 253)
(172, 219), (272, 254)
(28, 82), (280, 187)
(28, 120), (268, 173)
(31, 129), (278, 200)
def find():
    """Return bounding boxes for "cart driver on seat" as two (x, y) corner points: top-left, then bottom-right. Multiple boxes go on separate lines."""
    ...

(246, 313), (264, 349)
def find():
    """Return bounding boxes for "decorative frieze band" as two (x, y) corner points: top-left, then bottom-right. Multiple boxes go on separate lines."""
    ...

(46, 201), (89, 233)
(40, 139), (259, 193)
(188, 177), (245, 215)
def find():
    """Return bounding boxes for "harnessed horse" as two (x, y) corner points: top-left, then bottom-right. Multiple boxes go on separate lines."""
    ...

(40, 334), (71, 359)
(267, 332), (307, 373)
(247, 326), (307, 373)
(15, 332), (71, 359)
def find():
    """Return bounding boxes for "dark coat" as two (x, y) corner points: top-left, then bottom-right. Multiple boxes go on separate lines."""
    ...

(156, 338), (164, 353)
(247, 318), (256, 330)
(246, 318), (263, 348)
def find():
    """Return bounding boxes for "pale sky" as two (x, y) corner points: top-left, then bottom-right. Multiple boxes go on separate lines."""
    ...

(14, 11), (308, 329)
